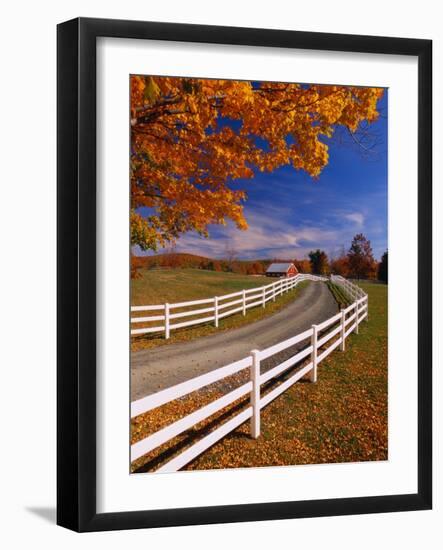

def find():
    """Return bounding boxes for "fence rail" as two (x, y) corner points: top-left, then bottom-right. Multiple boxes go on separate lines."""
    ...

(131, 278), (368, 472)
(131, 273), (328, 338)
(331, 274), (366, 299)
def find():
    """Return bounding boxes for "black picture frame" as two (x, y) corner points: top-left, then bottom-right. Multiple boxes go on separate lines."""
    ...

(57, 17), (432, 532)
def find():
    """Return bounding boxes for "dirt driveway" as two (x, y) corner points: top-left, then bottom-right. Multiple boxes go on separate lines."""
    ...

(131, 281), (338, 401)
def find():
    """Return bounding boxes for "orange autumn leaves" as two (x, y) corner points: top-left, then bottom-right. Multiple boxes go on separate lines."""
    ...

(131, 282), (388, 473)
(130, 76), (384, 252)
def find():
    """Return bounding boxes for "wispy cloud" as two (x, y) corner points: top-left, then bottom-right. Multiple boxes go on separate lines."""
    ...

(174, 204), (340, 260)
(137, 140), (387, 260)
(343, 212), (365, 228)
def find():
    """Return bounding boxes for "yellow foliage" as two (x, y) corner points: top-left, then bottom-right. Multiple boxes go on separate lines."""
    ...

(130, 77), (384, 250)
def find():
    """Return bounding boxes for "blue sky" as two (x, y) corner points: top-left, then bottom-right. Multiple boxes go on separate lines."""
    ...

(139, 89), (388, 262)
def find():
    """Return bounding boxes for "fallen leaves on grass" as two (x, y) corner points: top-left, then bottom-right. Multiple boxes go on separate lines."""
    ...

(131, 282), (387, 472)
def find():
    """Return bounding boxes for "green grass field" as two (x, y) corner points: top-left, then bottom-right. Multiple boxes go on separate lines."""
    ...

(131, 268), (309, 351)
(131, 268), (269, 305)
(132, 281), (387, 471)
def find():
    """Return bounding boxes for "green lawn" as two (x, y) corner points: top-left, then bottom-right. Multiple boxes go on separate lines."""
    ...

(131, 267), (269, 305)
(132, 281), (388, 471)
(131, 268), (309, 351)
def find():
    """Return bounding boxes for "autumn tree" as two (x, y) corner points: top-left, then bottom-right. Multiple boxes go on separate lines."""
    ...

(224, 243), (239, 272)
(309, 249), (330, 275)
(213, 260), (222, 272)
(347, 233), (375, 279)
(160, 244), (181, 268)
(330, 246), (350, 277)
(330, 255), (350, 277)
(131, 76), (384, 264)
(378, 250), (388, 283)
(247, 261), (264, 275)
(228, 260), (240, 274)
(293, 258), (311, 274)
(130, 255), (144, 279)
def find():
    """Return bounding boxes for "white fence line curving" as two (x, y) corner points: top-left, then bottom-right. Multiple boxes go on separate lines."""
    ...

(131, 273), (328, 338)
(131, 278), (368, 472)
(331, 274), (366, 299)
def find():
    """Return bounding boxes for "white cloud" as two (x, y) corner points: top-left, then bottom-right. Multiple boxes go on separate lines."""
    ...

(174, 207), (340, 259)
(344, 212), (365, 227)
(137, 203), (373, 260)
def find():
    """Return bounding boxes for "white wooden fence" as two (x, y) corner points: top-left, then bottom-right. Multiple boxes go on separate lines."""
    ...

(131, 273), (327, 339)
(131, 278), (368, 472)
(331, 274), (367, 300)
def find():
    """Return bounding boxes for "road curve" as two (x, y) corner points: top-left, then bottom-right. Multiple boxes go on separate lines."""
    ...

(131, 281), (338, 400)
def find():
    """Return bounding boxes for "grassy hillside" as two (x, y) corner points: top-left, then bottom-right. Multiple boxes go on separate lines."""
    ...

(132, 281), (387, 471)
(132, 252), (293, 277)
(131, 267), (269, 306)
(133, 253), (210, 271)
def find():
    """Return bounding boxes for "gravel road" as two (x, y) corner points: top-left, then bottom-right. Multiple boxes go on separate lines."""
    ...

(131, 281), (338, 401)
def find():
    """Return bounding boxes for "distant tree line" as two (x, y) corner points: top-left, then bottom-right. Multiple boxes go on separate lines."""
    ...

(132, 233), (388, 283)
(132, 249), (273, 276)
(199, 258), (269, 275)
(308, 234), (388, 282)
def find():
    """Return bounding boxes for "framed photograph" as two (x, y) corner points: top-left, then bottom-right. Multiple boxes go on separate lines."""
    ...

(57, 17), (432, 532)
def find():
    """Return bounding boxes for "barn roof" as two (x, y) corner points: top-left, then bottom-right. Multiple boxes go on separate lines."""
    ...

(266, 262), (295, 273)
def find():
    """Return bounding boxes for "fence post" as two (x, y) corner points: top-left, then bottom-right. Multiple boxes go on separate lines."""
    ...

(365, 296), (369, 322)
(165, 303), (170, 339)
(250, 350), (261, 438)
(273, 282), (276, 302)
(310, 324), (318, 383)
(340, 308), (346, 351)
(242, 289), (246, 316)
(355, 301), (359, 334)
(214, 296), (219, 328)
(262, 286), (266, 308)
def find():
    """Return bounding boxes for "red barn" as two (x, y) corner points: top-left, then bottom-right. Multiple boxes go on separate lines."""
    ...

(265, 262), (298, 278)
